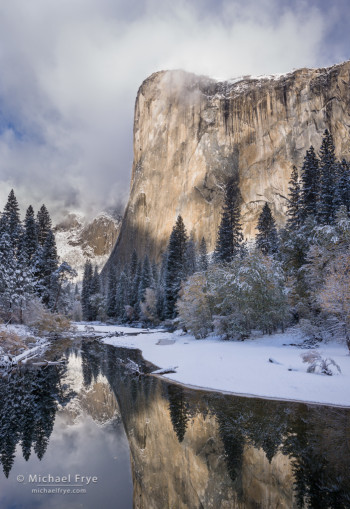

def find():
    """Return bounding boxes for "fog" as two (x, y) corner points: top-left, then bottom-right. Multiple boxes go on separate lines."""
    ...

(0, 0), (348, 219)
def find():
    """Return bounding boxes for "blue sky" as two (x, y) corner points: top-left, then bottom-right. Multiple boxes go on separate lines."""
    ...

(0, 0), (348, 219)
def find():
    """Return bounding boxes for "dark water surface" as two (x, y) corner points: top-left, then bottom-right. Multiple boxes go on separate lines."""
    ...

(0, 340), (350, 509)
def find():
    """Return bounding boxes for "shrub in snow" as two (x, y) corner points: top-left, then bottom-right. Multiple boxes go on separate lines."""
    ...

(212, 313), (249, 341)
(140, 288), (159, 325)
(23, 297), (72, 335)
(301, 351), (341, 376)
(317, 251), (350, 352)
(176, 272), (215, 338)
(299, 319), (323, 344)
(0, 329), (28, 356)
(177, 251), (289, 340)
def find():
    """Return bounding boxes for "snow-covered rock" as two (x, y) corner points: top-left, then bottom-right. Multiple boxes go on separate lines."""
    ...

(55, 211), (122, 280)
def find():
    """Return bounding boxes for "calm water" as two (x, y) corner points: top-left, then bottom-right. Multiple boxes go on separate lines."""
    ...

(0, 340), (350, 509)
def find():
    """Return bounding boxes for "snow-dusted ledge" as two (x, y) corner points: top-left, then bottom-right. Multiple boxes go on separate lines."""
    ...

(75, 324), (350, 407)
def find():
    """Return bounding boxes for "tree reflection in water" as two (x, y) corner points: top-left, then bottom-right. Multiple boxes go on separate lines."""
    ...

(0, 363), (75, 477)
(167, 385), (190, 443)
(0, 341), (350, 509)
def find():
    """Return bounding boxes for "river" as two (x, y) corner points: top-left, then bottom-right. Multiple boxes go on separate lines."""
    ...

(0, 339), (349, 508)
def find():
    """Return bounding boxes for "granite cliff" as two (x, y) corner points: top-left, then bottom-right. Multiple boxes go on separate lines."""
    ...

(108, 60), (350, 265)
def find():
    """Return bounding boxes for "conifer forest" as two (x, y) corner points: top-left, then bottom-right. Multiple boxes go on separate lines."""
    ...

(80, 129), (350, 351)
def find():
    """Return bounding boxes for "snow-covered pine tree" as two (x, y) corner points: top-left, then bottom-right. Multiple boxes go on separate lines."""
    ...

(115, 271), (128, 321)
(138, 255), (153, 304)
(0, 234), (34, 323)
(81, 260), (93, 320)
(286, 166), (302, 230)
(184, 233), (197, 277)
(106, 266), (117, 318)
(0, 213), (8, 237)
(300, 146), (320, 221)
(131, 260), (140, 305)
(23, 205), (38, 262)
(164, 215), (188, 319)
(89, 266), (103, 321)
(50, 261), (77, 313)
(90, 266), (100, 296)
(38, 230), (59, 307)
(37, 204), (52, 246)
(3, 189), (22, 249)
(333, 159), (350, 213)
(255, 203), (279, 256)
(156, 252), (167, 321)
(317, 129), (337, 224)
(151, 261), (159, 288)
(130, 249), (138, 280)
(214, 178), (243, 263)
(198, 237), (208, 271)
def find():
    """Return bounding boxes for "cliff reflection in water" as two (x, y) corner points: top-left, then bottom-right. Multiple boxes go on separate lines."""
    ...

(101, 345), (350, 509)
(0, 341), (350, 508)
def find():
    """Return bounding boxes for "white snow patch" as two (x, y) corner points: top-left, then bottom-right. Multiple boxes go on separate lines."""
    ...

(99, 326), (350, 407)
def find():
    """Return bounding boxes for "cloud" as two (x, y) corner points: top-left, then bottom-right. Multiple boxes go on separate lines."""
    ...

(0, 0), (345, 220)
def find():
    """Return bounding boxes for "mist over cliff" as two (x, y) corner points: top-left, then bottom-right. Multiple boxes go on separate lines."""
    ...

(107, 60), (350, 267)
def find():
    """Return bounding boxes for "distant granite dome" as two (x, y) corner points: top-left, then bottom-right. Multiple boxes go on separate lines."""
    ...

(106, 61), (350, 267)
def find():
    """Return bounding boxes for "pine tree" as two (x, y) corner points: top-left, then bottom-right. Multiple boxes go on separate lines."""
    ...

(333, 159), (350, 213)
(115, 271), (128, 321)
(106, 267), (117, 318)
(37, 204), (52, 246)
(89, 266), (102, 321)
(130, 249), (138, 279)
(131, 260), (142, 310)
(151, 262), (159, 288)
(286, 166), (302, 230)
(50, 262), (77, 313)
(23, 205), (38, 262)
(214, 178), (243, 263)
(156, 252), (167, 321)
(198, 237), (208, 271)
(138, 255), (153, 304)
(164, 215), (188, 319)
(81, 260), (93, 320)
(39, 230), (59, 307)
(256, 203), (279, 256)
(0, 234), (34, 323)
(3, 189), (22, 248)
(300, 146), (320, 221)
(184, 233), (197, 276)
(317, 129), (337, 224)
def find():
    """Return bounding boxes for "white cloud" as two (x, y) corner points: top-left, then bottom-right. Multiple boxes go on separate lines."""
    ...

(0, 0), (336, 219)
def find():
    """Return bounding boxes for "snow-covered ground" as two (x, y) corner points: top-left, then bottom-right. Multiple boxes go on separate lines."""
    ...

(88, 325), (350, 407)
(75, 323), (153, 335)
(0, 324), (49, 370)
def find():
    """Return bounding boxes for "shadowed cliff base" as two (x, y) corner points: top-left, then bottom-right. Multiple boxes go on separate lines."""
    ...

(103, 218), (166, 272)
(106, 60), (350, 266)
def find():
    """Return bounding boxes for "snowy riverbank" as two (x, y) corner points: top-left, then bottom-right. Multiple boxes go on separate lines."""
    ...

(75, 324), (350, 407)
(0, 324), (49, 372)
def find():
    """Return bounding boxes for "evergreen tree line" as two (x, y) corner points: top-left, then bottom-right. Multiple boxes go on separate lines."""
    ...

(0, 363), (72, 477)
(83, 129), (350, 348)
(81, 221), (209, 323)
(0, 190), (76, 323)
(176, 128), (350, 343)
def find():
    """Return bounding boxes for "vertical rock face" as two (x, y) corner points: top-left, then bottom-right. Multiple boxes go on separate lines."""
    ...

(109, 61), (350, 265)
